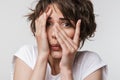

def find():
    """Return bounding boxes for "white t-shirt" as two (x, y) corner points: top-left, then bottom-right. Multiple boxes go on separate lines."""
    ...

(11, 45), (107, 80)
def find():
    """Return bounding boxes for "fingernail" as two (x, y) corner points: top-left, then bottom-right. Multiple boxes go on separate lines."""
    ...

(43, 13), (46, 18)
(45, 6), (50, 12)
(78, 19), (81, 23)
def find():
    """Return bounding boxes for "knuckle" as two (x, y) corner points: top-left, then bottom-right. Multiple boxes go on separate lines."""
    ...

(71, 48), (75, 53)
(74, 46), (78, 51)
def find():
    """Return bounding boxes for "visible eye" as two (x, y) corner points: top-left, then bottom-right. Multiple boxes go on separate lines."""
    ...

(61, 21), (72, 28)
(46, 21), (53, 27)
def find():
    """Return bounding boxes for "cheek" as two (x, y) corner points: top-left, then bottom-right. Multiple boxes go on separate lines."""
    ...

(64, 29), (75, 39)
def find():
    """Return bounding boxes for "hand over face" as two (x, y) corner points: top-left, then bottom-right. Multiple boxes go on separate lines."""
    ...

(35, 8), (52, 59)
(55, 20), (81, 69)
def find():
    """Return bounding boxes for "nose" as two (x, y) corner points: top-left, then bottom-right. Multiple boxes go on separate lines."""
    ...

(48, 22), (60, 40)
(51, 27), (56, 39)
(48, 23), (59, 44)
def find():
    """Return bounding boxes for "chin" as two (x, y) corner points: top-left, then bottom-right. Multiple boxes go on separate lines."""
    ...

(50, 51), (62, 59)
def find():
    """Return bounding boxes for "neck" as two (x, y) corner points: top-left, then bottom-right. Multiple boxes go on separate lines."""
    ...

(48, 56), (61, 75)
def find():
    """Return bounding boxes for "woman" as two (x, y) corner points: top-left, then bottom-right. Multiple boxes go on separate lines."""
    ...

(12, 0), (107, 80)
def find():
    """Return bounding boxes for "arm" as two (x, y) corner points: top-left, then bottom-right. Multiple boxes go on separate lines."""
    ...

(13, 56), (47, 80)
(13, 58), (32, 80)
(60, 67), (73, 80)
(13, 48), (48, 80)
(29, 55), (48, 80)
(84, 68), (103, 80)
(60, 64), (103, 80)
(13, 8), (52, 80)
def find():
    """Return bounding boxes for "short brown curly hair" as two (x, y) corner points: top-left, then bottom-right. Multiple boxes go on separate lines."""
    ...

(27, 0), (96, 48)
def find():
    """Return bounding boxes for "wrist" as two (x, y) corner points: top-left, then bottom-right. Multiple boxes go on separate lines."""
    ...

(37, 51), (49, 59)
(60, 66), (72, 74)
(60, 63), (72, 70)
(37, 54), (48, 62)
(60, 67), (73, 80)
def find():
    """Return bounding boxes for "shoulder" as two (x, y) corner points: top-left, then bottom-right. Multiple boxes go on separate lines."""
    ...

(15, 44), (37, 56)
(74, 50), (107, 80)
(13, 45), (38, 69)
(17, 45), (37, 52)
(75, 50), (102, 63)
(75, 50), (106, 68)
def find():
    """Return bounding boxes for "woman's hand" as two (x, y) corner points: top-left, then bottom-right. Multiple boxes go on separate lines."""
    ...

(55, 20), (81, 80)
(55, 20), (81, 70)
(35, 8), (52, 60)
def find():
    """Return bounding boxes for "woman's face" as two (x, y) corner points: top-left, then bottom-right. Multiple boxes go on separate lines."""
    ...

(47, 4), (75, 59)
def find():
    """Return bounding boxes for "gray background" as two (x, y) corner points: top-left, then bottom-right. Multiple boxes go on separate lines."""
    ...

(0, 0), (120, 80)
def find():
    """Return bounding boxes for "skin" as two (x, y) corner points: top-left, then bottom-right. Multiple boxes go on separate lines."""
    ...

(14, 4), (103, 80)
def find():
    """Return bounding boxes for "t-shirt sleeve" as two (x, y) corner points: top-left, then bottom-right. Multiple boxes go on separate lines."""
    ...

(81, 51), (107, 80)
(11, 45), (36, 80)
(12, 45), (35, 69)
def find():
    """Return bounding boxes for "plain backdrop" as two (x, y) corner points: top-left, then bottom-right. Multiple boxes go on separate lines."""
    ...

(0, 0), (120, 80)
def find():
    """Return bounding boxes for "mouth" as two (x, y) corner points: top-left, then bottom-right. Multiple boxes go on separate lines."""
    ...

(50, 44), (61, 51)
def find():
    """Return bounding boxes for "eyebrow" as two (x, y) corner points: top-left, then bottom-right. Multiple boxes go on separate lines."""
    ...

(47, 17), (75, 27)
(47, 17), (70, 21)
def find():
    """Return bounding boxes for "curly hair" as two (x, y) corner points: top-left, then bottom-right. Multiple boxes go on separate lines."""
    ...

(27, 0), (96, 48)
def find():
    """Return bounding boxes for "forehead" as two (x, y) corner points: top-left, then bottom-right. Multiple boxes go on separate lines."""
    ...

(49, 4), (64, 20)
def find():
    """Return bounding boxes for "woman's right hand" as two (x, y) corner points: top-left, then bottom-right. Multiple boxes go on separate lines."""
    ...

(35, 8), (52, 60)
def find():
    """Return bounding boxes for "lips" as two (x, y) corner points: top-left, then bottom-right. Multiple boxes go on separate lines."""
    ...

(50, 44), (61, 51)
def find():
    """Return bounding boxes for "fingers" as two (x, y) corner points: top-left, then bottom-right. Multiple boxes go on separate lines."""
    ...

(46, 7), (52, 18)
(55, 19), (81, 54)
(55, 29), (68, 52)
(55, 26), (78, 54)
(35, 8), (52, 36)
(73, 19), (81, 47)
(58, 26), (77, 50)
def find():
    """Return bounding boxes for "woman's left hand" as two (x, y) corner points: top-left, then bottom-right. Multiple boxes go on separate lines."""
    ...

(55, 20), (81, 70)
